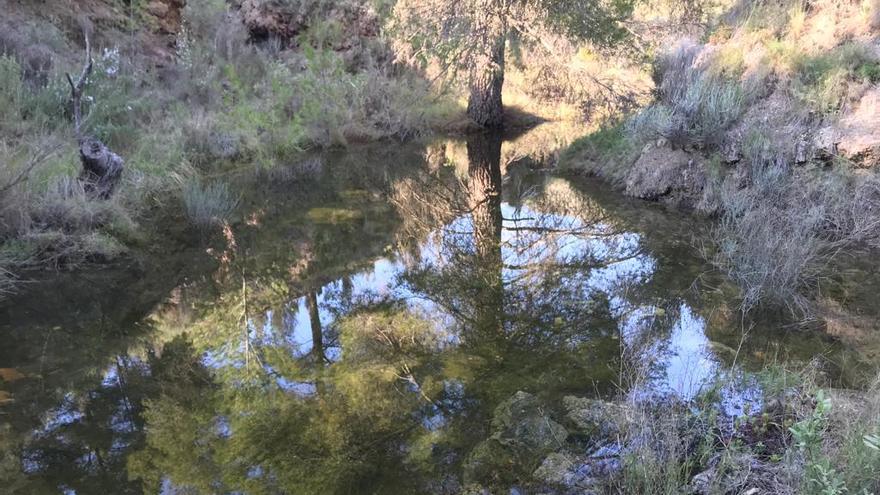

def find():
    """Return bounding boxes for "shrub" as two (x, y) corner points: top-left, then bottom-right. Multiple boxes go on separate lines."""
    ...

(792, 42), (880, 112)
(0, 55), (23, 128)
(709, 158), (858, 315)
(625, 103), (675, 143)
(293, 46), (433, 146)
(33, 177), (133, 233)
(80, 49), (150, 148)
(850, 173), (880, 246)
(633, 43), (745, 149)
(788, 383), (880, 495)
(182, 179), (238, 229)
(627, 73), (743, 149)
(220, 60), (305, 161)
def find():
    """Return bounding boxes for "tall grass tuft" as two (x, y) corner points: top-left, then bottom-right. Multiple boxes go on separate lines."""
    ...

(0, 56), (23, 128)
(0, 260), (15, 299)
(628, 43), (745, 150)
(182, 179), (239, 229)
(708, 153), (859, 316)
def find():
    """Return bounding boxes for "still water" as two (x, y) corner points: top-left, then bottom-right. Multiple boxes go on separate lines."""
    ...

(0, 128), (871, 494)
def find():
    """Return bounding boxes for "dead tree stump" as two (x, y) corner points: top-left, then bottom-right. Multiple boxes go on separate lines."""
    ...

(66, 29), (124, 199)
(78, 137), (124, 199)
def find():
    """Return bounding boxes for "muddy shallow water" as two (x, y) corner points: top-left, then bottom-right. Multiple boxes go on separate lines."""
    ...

(0, 127), (874, 494)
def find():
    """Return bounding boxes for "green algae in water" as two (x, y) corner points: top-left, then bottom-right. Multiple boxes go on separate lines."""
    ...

(305, 207), (365, 223)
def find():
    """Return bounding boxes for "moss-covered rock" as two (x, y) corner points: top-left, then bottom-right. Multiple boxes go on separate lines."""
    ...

(562, 396), (626, 442)
(463, 391), (569, 487)
(493, 391), (569, 451)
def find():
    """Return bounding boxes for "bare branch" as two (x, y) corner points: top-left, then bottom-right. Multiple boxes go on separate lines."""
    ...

(65, 30), (94, 138)
(0, 144), (63, 194)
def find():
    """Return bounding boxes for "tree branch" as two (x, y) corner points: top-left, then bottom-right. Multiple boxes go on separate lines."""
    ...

(65, 30), (93, 138)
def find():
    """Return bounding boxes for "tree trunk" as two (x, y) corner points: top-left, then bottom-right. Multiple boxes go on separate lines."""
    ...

(466, 131), (503, 260)
(306, 290), (324, 363)
(467, 10), (506, 128)
(466, 131), (504, 336)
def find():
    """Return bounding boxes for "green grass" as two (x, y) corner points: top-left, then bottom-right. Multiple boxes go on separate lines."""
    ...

(182, 180), (239, 230)
(0, 1), (452, 295)
(790, 42), (880, 112)
(558, 123), (638, 184)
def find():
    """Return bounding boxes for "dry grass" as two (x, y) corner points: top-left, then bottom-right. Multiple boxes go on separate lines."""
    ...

(503, 41), (652, 123)
(706, 129), (880, 316)
(605, 344), (880, 495)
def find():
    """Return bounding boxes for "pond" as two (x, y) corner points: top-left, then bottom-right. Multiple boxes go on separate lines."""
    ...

(0, 126), (873, 494)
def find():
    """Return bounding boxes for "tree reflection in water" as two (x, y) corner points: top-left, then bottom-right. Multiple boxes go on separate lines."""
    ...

(0, 131), (859, 494)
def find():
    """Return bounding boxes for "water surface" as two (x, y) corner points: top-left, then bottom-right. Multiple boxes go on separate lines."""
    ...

(0, 127), (871, 494)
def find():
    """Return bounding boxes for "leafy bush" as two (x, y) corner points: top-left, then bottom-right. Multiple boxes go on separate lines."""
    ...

(293, 45), (433, 146)
(79, 48), (150, 148)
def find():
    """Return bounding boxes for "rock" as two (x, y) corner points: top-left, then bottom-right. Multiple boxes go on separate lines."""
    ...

(534, 453), (600, 492)
(624, 145), (708, 209)
(462, 437), (517, 485)
(721, 141), (742, 164)
(533, 451), (617, 493)
(692, 453), (790, 495)
(562, 396), (626, 442)
(760, 388), (803, 422)
(235, 0), (380, 50)
(463, 392), (568, 486)
(0, 368), (25, 383)
(833, 88), (880, 168)
(794, 134), (809, 164)
(814, 88), (880, 168)
(461, 484), (491, 495)
(690, 467), (716, 495)
(146, 0), (187, 35)
(146, 1), (169, 17)
(237, 0), (304, 42)
(534, 452), (577, 484)
(813, 126), (840, 164)
(492, 391), (568, 452)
